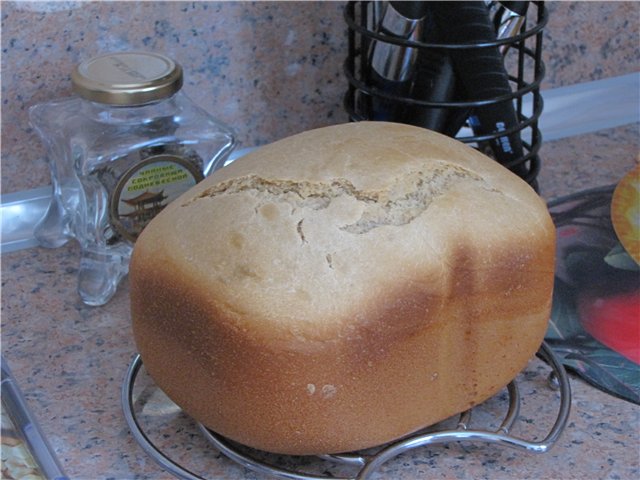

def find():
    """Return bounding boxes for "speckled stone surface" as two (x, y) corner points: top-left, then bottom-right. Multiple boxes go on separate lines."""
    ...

(543, 2), (640, 87)
(1, 126), (639, 479)
(1, 1), (639, 194)
(537, 123), (640, 200)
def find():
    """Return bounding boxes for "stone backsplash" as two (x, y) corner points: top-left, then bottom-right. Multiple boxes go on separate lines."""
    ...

(1, 1), (638, 193)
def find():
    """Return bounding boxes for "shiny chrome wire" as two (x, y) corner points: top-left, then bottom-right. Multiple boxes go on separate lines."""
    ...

(122, 342), (571, 480)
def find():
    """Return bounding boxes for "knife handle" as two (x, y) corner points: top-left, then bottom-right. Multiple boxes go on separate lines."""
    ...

(431, 1), (529, 179)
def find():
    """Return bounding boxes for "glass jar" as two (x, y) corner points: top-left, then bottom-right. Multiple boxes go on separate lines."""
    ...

(30, 51), (236, 306)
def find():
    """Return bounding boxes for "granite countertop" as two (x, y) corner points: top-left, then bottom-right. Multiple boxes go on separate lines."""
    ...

(2, 124), (639, 479)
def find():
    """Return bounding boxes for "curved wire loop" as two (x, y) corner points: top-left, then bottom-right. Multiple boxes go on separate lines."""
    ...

(122, 342), (571, 480)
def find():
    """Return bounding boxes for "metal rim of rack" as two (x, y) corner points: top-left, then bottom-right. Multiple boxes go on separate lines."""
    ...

(121, 342), (571, 480)
(343, 1), (549, 188)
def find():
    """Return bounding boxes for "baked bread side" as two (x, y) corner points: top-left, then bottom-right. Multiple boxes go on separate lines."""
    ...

(130, 122), (556, 455)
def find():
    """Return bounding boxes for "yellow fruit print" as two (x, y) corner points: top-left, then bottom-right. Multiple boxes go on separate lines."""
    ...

(611, 165), (640, 264)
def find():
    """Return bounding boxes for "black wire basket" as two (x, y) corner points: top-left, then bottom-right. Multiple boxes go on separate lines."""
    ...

(344, 1), (548, 190)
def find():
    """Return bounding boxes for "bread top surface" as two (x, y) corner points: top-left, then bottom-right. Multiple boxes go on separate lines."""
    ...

(134, 122), (555, 344)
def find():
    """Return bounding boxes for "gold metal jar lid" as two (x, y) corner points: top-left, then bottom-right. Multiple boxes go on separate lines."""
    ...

(71, 51), (183, 106)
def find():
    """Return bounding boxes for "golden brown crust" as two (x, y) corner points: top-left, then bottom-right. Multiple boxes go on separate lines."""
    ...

(130, 122), (555, 454)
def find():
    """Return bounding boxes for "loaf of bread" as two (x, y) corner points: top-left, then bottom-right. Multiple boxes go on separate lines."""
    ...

(130, 121), (555, 455)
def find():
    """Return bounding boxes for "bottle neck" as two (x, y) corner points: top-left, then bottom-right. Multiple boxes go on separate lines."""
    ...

(80, 91), (182, 124)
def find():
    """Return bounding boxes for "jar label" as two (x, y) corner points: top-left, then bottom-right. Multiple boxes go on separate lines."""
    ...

(110, 154), (203, 242)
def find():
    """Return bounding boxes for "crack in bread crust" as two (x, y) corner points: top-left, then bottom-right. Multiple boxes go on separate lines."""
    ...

(184, 166), (499, 233)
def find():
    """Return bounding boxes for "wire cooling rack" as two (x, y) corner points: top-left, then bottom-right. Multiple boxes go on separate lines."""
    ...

(121, 342), (571, 480)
